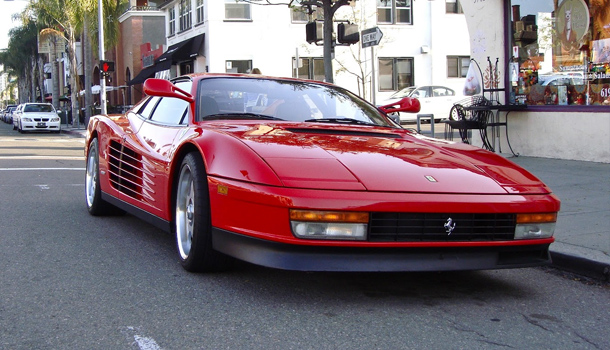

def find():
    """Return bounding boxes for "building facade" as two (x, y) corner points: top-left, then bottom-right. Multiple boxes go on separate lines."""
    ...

(460, 0), (609, 163)
(113, 1), (610, 163)
(122, 0), (470, 106)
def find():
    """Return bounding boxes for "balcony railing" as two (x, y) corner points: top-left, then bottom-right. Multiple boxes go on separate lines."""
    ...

(124, 6), (159, 13)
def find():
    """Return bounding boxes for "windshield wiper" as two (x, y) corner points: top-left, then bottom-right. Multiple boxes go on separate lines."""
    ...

(304, 118), (377, 126)
(202, 113), (284, 121)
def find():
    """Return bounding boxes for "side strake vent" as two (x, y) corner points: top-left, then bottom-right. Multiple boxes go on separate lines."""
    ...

(108, 140), (145, 200)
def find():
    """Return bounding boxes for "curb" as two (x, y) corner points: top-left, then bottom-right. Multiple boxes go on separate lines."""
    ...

(550, 251), (610, 282)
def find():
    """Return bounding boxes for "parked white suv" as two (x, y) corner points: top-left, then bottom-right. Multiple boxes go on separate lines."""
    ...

(13, 103), (61, 133)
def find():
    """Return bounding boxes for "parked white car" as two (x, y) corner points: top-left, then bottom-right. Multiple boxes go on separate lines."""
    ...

(380, 86), (462, 123)
(13, 103), (61, 133)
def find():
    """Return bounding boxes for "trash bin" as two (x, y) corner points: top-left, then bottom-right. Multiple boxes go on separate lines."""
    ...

(59, 111), (67, 124)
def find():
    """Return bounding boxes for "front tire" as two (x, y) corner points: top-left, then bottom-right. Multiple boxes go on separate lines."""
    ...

(175, 153), (233, 272)
(85, 138), (123, 216)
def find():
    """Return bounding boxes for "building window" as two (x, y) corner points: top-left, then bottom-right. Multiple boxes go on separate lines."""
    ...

(226, 60), (252, 73)
(291, 0), (323, 23)
(169, 7), (176, 36)
(179, 0), (192, 32)
(225, 0), (251, 20)
(377, 0), (412, 25)
(447, 56), (470, 78)
(378, 58), (414, 91)
(292, 57), (325, 81)
(196, 0), (204, 24)
(446, 0), (463, 14)
(508, 0), (610, 107)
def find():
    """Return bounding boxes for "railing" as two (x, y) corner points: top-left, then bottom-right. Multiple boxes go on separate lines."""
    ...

(123, 6), (159, 14)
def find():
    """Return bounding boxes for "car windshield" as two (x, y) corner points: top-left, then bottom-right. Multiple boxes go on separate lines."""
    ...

(197, 77), (393, 127)
(389, 87), (416, 99)
(24, 104), (54, 113)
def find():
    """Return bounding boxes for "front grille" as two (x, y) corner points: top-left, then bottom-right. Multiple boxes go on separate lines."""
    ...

(369, 213), (516, 242)
(33, 118), (50, 122)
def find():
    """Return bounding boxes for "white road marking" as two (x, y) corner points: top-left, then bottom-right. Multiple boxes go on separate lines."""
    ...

(0, 156), (84, 160)
(0, 168), (85, 171)
(134, 335), (163, 350)
(36, 184), (50, 190)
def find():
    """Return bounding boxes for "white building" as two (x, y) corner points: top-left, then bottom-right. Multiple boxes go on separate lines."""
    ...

(126, 0), (469, 107)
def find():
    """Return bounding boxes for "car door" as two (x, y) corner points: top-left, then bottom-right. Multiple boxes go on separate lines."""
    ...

(430, 86), (457, 120)
(12, 105), (23, 128)
(118, 80), (192, 220)
(412, 86), (433, 117)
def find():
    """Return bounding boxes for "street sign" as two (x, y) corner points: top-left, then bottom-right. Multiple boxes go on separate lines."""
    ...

(361, 27), (383, 48)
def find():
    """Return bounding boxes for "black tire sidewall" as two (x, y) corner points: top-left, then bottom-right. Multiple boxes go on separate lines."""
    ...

(176, 153), (232, 272)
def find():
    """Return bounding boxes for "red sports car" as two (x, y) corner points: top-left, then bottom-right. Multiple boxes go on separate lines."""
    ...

(85, 74), (560, 273)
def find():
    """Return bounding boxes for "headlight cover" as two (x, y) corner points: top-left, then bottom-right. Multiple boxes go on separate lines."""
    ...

(22, 117), (33, 122)
(514, 213), (557, 239)
(290, 210), (369, 240)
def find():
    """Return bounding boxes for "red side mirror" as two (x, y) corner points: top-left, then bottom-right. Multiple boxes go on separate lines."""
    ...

(379, 97), (421, 114)
(143, 78), (194, 103)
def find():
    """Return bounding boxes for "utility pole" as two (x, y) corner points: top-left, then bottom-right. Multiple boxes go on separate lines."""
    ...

(98, 0), (107, 115)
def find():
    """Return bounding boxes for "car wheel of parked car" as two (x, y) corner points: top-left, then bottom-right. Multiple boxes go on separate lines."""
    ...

(175, 153), (233, 272)
(449, 104), (467, 121)
(85, 138), (124, 216)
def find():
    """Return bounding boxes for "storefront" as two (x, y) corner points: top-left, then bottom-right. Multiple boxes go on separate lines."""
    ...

(128, 33), (205, 86)
(461, 0), (609, 163)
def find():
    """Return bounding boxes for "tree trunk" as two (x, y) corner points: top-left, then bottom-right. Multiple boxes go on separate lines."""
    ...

(38, 56), (45, 102)
(84, 18), (93, 127)
(50, 36), (60, 110)
(67, 31), (80, 128)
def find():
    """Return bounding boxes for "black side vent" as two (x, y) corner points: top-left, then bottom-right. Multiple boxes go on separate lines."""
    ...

(108, 140), (144, 200)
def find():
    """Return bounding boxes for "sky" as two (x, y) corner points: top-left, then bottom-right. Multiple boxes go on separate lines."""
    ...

(1, 0), (28, 50)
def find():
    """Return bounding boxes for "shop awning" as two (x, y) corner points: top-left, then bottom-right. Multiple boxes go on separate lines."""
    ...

(156, 33), (205, 64)
(127, 60), (171, 86)
(127, 34), (204, 86)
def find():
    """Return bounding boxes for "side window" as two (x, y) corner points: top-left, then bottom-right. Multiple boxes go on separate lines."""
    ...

(137, 96), (161, 119)
(149, 81), (192, 125)
(150, 97), (189, 125)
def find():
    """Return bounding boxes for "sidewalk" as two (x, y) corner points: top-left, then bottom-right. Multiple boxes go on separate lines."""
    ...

(509, 156), (610, 281)
(62, 124), (610, 281)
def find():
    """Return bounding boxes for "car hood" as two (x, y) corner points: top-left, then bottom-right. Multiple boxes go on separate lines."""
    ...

(22, 112), (57, 117)
(217, 123), (549, 195)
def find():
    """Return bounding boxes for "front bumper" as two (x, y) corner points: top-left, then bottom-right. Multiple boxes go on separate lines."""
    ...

(212, 228), (552, 272)
(21, 120), (61, 132)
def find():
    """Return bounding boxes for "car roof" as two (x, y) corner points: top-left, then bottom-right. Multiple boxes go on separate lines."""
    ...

(173, 72), (333, 87)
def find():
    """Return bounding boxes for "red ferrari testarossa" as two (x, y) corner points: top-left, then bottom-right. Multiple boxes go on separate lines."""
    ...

(85, 74), (560, 272)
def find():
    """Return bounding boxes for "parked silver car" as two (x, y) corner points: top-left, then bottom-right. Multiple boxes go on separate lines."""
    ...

(2, 105), (17, 123)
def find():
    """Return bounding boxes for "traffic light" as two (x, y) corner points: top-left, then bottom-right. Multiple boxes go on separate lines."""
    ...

(337, 23), (359, 45)
(100, 60), (115, 76)
(306, 21), (323, 44)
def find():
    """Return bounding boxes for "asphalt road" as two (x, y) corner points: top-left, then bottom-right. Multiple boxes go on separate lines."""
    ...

(0, 122), (609, 350)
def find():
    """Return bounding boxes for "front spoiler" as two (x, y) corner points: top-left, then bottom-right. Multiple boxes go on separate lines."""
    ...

(212, 228), (551, 272)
